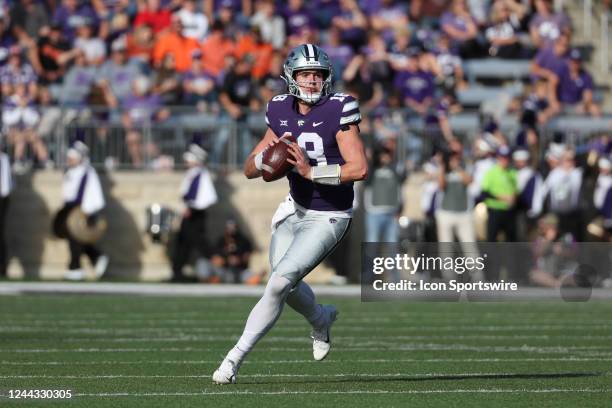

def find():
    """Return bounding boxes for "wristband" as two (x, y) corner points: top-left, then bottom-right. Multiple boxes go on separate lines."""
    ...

(311, 164), (341, 185)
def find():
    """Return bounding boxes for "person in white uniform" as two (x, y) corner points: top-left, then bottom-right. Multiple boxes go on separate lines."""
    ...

(171, 144), (218, 282)
(62, 141), (108, 280)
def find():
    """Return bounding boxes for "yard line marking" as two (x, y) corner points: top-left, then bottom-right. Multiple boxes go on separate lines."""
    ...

(7, 334), (612, 344)
(3, 323), (612, 332)
(0, 339), (612, 353)
(1, 372), (609, 380)
(53, 388), (612, 397)
(3, 357), (612, 366)
(1, 344), (611, 354)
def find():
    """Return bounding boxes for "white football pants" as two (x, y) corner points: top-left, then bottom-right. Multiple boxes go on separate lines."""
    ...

(225, 209), (351, 366)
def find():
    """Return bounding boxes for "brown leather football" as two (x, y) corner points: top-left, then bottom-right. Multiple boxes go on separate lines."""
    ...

(261, 135), (297, 182)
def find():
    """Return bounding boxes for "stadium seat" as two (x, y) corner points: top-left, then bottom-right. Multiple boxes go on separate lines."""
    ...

(457, 83), (524, 108)
(464, 59), (532, 83)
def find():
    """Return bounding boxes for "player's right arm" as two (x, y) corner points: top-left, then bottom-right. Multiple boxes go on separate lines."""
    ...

(244, 127), (279, 179)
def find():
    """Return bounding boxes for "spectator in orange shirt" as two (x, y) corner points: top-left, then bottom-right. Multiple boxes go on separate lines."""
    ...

(134, 0), (172, 35)
(234, 26), (273, 80)
(153, 16), (199, 73)
(201, 20), (235, 78)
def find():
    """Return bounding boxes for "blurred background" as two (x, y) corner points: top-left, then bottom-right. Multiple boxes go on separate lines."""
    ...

(0, 0), (610, 286)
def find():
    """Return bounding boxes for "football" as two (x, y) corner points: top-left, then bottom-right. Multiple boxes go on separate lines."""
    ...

(261, 135), (297, 182)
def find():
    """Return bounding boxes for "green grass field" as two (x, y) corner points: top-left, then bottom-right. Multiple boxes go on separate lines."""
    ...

(1, 294), (612, 407)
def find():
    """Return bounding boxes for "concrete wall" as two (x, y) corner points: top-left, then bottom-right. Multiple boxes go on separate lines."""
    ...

(6, 170), (425, 282)
(5, 171), (332, 282)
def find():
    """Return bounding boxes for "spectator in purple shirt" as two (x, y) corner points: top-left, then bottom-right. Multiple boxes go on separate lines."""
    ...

(554, 49), (601, 117)
(52, 0), (101, 42)
(182, 49), (217, 112)
(530, 32), (569, 88)
(331, 0), (367, 52)
(440, 0), (484, 58)
(529, 0), (571, 49)
(393, 48), (435, 115)
(369, 0), (409, 43)
(283, 0), (315, 37)
(321, 26), (354, 81)
(311, 0), (342, 29)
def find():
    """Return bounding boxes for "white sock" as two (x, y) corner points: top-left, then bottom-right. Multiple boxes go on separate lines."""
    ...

(226, 274), (293, 366)
(286, 281), (326, 329)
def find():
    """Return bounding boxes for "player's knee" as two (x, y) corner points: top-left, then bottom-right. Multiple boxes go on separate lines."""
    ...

(265, 274), (293, 299)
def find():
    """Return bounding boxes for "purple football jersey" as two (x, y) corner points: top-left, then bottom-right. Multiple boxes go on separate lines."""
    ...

(265, 93), (361, 211)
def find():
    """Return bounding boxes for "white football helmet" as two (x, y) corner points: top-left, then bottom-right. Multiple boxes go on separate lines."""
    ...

(283, 44), (333, 104)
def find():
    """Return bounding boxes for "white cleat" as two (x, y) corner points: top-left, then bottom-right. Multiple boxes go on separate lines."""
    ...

(212, 359), (238, 384)
(64, 269), (85, 281)
(311, 305), (338, 361)
(95, 255), (109, 279)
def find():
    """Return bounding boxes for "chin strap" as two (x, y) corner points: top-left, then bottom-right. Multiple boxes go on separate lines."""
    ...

(311, 164), (341, 185)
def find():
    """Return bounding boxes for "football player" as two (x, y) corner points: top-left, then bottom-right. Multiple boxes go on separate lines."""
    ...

(213, 44), (368, 384)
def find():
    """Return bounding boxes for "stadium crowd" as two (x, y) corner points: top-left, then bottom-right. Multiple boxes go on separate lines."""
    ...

(0, 0), (610, 285)
(0, 0), (606, 167)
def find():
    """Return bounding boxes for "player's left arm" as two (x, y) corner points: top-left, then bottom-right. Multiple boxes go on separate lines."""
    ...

(287, 124), (368, 183)
(335, 124), (368, 182)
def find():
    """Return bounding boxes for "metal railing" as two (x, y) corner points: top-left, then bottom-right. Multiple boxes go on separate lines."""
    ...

(38, 106), (611, 171)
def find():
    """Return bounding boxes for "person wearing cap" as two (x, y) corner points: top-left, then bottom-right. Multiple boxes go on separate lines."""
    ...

(554, 48), (601, 116)
(481, 145), (518, 242)
(61, 141), (109, 281)
(468, 137), (497, 206)
(0, 147), (13, 277)
(542, 148), (584, 240)
(171, 144), (218, 282)
(97, 37), (143, 110)
(514, 148), (544, 240)
(182, 49), (217, 111)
